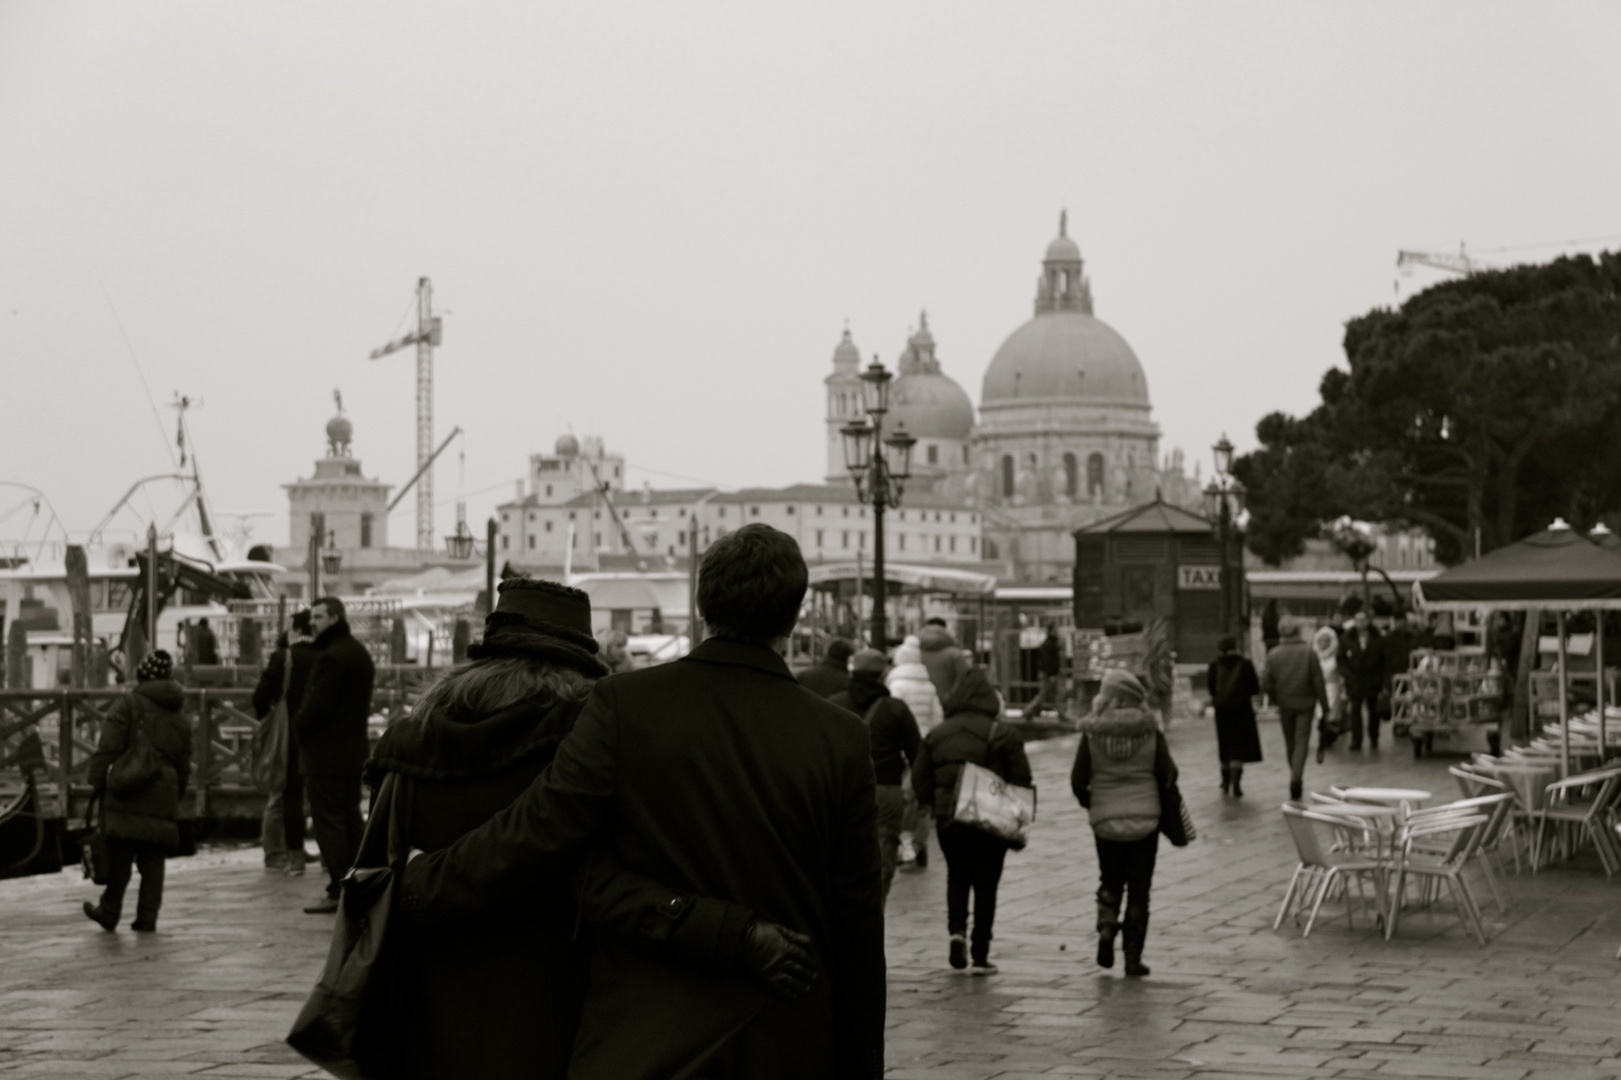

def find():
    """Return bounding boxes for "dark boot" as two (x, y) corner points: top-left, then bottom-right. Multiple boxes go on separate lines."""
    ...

(1122, 908), (1150, 977)
(1095, 889), (1121, 969)
(1219, 766), (1231, 794)
(1230, 764), (1244, 798)
(1289, 779), (1303, 801)
(82, 902), (117, 932)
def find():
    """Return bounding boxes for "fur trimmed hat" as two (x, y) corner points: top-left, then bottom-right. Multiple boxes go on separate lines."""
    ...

(468, 577), (608, 677)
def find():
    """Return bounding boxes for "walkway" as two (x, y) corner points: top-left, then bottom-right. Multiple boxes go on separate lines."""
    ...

(2, 713), (1618, 1079)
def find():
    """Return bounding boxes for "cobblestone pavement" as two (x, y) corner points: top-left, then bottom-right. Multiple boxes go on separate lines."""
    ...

(2, 714), (1618, 1079)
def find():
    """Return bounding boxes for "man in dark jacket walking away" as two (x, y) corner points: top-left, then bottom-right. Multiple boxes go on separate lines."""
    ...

(796, 637), (853, 699)
(1338, 610), (1384, 751)
(1263, 625), (1330, 801)
(912, 667), (1032, 975)
(83, 650), (192, 932)
(1025, 625), (1064, 717)
(918, 618), (970, 703)
(293, 597), (375, 913)
(399, 524), (886, 1080)
(831, 647), (921, 904)
(252, 611), (316, 874)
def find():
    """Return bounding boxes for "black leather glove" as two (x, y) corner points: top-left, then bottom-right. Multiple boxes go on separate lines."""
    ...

(737, 920), (817, 1000)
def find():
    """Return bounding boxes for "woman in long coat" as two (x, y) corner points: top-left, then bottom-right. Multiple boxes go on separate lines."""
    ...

(360, 578), (808, 1080)
(1206, 635), (1261, 796)
(83, 650), (192, 932)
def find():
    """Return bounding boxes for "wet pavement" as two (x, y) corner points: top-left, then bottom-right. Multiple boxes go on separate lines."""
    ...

(3, 712), (1619, 1079)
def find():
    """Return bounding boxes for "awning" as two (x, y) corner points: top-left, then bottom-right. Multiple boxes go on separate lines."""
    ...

(1414, 526), (1621, 612)
(806, 562), (998, 596)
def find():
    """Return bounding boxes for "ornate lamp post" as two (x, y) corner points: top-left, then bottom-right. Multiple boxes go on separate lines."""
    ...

(841, 355), (917, 648)
(1202, 435), (1246, 643)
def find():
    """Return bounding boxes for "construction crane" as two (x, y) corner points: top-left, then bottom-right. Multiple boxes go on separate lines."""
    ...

(369, 278), (443, 551)
(1396, 245), (1496, 279)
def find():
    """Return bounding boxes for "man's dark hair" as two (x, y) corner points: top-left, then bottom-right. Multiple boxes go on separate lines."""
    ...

(924, 617), (947, 628)
(316, 596), (346, 622)
(291, 609), (313, 634)
(1217, 635), (1237, 653)
(825, 638), (854, 663)
(697, 524), (807, 644)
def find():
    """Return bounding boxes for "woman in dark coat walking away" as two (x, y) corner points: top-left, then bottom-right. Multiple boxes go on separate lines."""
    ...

(1206, 636), (1261, 796)
(83, 650), (192, 932)
(359, 578), (812, 1080)
(1071, 668), (1178, 977)
(911, 667), (1032, 975)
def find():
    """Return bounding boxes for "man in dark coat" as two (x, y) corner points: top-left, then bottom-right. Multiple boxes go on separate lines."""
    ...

(293, 596), (375, 912)
(399, 524), (885, 1080)
(1264, 625), (1330, 801)
(83, 650), (192, 932)
(830, 647), (921, 903)
(1026, 625), (1064, 717)
(1337, 610), (1384, 751)
(252, 610), (317, 873)
(796, 637), (853, 699)
(192, 617), (219, 665)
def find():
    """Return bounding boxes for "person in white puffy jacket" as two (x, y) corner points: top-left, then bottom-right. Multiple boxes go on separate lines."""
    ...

(888, 637), (944, 731)
(888, 636), (944, 871)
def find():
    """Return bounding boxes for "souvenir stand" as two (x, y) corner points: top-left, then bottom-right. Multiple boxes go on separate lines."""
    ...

(1412, 522), (1621, 773)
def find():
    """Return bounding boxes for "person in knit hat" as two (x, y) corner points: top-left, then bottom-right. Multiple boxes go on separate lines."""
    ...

(361, 576), (816, 1080)
(1070, 666), (1179, 977)
(831, 645), (923, 901)
(83, 650), (192, 932)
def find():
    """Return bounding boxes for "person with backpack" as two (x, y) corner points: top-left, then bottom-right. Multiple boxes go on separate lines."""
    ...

(1071, 668), (1178, 977)
(830, 647), (921, 904)
(911, 667), (1032, 975)
(82, 650), (192, 933)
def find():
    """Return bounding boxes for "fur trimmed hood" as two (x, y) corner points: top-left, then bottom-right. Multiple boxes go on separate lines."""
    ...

(366, 692), (582, 787)
(1080, 705), (1159, 760)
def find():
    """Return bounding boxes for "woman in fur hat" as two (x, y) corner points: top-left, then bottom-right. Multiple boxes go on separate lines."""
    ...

(358, 578), (812, 1080)
(1070, 668), (1179, 977)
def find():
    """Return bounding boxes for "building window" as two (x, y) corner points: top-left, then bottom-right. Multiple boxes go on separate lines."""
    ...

(1000, 455), (1015, 498)
(528, 513), (535, 523)
(859, 532), (866, 549)
(786, 505), (795, 515)
(842, 531), (849, 549)
(545, 485), (552, 497)
(719, 506), (727, 518)
(1064, 452), (1078, 498)
(594, 532), (602, 547)
(935, 535), (941, 552)
(950, 536), (957, 553)
(816, 505), (823, 516)
(950, 513), (956, 523)
(975, 538), (983, 556)
(963, 445), (970, 464)
(899, 534), (906, 551)
(927, 444), (938, 465)
(528, 535), (536, 550)
(501, 512), (509, 523)
(677, 531), (686, 545)
(572, 531), (578, 549)
(842, 506), (849, 517)
(650, 509), (658, 519)
(502, 535), (510, 550)
(1088, 453), (1105, 497)
(679, 508), (686, 517)
(568, 511), (576, 521)
(816, 529), (824, 547)
(545, 520), (554, 532)
(359, 513), (373, 549)
(751, 506), (761, 517)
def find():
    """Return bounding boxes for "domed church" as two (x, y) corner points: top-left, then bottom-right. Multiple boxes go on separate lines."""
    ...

(821, 213), (1199, 582)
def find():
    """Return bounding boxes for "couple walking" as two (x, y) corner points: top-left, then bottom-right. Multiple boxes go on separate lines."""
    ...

(342, 524), (885, 1080)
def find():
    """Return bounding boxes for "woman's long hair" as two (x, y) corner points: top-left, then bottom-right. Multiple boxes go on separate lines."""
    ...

(411, 655), (594, 725)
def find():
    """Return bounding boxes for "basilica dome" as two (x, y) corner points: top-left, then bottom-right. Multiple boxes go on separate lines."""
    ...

(889, 313), (974, 441)
(982, 312), (1149, 404)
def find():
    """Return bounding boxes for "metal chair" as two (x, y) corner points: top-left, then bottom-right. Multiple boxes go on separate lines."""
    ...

(1406, 793), (1515, 912)
(1535, 766), (1621, 875)
(1386, 812), (1491, 946)
(1276, 804), (1389, 937)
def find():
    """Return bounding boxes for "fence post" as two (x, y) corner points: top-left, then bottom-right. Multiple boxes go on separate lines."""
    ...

(58, 691), (73, 819)
(194, 691), (212, 819)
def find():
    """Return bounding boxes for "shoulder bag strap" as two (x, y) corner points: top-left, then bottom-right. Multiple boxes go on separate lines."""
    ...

(861, 700), (884, 727)
(280, 648), (294, 703)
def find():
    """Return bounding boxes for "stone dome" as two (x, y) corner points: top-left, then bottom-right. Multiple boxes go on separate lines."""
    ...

(325, 414), (353, 449)
(831, 328), (861, 371)
(1045, 234), (1082, 262)
(982, 311), (1148, 404)
(890, 371), (975, 440)
(555, 433), (580, 457)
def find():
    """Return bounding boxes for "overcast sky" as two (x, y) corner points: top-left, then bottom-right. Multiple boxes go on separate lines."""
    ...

(4, 2), (1619, 551)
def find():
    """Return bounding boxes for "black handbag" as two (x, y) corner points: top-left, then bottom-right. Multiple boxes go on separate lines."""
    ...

(287, 773), (412, 1079)
(107, 698), (163, 798)
(1158, 778), (1195, 848)
(80, 795), (112, 886)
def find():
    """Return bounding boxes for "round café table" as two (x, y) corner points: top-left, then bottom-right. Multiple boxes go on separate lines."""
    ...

(1340, 787), (1432, 809)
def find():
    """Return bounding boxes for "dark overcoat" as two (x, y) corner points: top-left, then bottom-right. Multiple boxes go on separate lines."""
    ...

(399, 638), (887, 1080)
(1206, 654), (1263, 763)
(1337, 627), (1384, 696)
(292, 622), (375, 775)
(86, 680), (192, 849)
(795, 656), (850, 700)
(252, 641), (317, 720)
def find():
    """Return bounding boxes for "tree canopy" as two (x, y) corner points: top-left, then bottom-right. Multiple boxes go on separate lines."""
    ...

(1235, 252), (1621, 566)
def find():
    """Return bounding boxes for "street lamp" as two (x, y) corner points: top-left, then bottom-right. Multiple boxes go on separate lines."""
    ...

(1202, 434), (1246, 643)
(842, 355), (917, 648)
(307, 512), (340, 599)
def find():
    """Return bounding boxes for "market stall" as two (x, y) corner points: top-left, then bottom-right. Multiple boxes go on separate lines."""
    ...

(1413, 521), (1621, 772)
